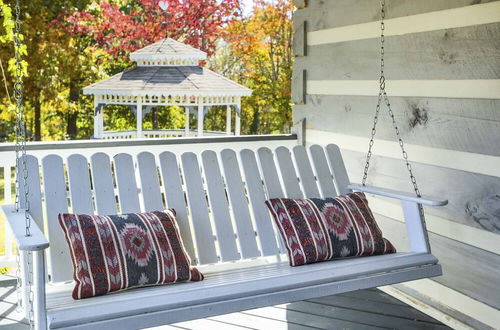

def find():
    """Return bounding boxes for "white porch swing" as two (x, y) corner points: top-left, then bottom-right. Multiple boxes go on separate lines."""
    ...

(2, 1), (447, 329)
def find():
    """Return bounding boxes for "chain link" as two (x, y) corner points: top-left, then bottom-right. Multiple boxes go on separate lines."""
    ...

(362, 0), (422, 198)
(12, 0), (34, 328)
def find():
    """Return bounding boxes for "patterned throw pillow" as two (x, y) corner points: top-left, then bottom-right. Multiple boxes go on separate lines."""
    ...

(59, 210), (204, 299)
(265, 192), (396, 266)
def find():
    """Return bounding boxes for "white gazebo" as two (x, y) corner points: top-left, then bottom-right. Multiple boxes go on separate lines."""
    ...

(84, 38), (252, 139)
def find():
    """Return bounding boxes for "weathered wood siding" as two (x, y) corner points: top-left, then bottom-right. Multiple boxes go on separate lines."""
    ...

(292, 0), (500, 327)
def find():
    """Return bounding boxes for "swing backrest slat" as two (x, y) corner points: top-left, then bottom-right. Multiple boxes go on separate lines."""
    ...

(201, 150), (241, 262)
(325, 144), (351, 195)
(158, 151), (196, 259)
(181, 152), (219, 264)
(67, 154), (94, 215)
(293, 145), (321, 198)
(114, 153), (141, 214)
(28, 144), (351, 283)
(239, 149), (280, 256)
(19, 156), (44, 230)
(91, 153), (117, 215)
(220, 149), (261, 260)
(138, 152), (164, 212)
(42, 155), (72, 283)
(275, 146), (303, 199)
(309, 145), (338, 198)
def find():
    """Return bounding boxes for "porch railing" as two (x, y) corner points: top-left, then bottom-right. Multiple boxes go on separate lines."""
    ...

(102, 129), (230, 140)
(0, 134), (297, 267)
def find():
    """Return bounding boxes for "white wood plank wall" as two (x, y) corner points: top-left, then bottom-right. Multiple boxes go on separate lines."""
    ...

(292, 0), (500, 328)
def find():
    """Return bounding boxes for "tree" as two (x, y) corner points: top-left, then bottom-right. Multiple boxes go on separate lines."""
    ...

(218, 0), (294, 135)
(58, 0), (242, 62)
(54, 0), (242, 137)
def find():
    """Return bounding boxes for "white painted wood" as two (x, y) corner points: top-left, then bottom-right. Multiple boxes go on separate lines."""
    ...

(256, 147), (287, 253)
(256, 147), (285, 199)
(307, 130), (500, 178)
(369, 196), (500, 255)
(137, 152), (164, 212)
(235, 100), (241, 136)
(235, 114), (241, 136)
(3, 166), (13, 259)
(184, 107), (190, 136)
(0, 205), (48, 251)
(275, 146), (303, 198)
(90, 153), (117, 215)
(197, 104), (204, 137)
(394, 279), (500, 329)
(181, 152), (218, 264)
(220, 149), (261, 259)
(45, 253), (441, 329)
(226, 105), (231, 135)
(307, 79), (500, 100)
(136, 102), (143, 138)
(41, 155), (72, 283)
(239, 149), (280, 256)
(19, 155), (44, 230)
(308, 2), (500, 45)
(401, 201), (431, 253)
(325, 144), (351, 195)
(33, 250), (47, 330)
(67, 154), (94, 215)
(292, 145), (321, 198)
(158, 151), (196, 260)
(113, 153), (141, 214)
(201, 150), (240, 262)
(379, 286), (474, 330)
(309, 145), (338, 197)
(349, 184), (448, 207)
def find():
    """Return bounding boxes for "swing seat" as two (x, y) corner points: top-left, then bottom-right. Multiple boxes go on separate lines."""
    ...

(2, 143), (447, 330)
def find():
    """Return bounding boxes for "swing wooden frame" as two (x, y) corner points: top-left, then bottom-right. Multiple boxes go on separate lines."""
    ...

(2, 141), (447, 330)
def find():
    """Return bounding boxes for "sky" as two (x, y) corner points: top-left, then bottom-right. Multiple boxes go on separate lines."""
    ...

(242, 0), (255, 15)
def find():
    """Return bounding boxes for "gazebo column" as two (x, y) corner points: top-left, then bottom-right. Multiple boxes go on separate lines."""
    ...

(226, 105), (231, 135)
(197, 103), (204, 137)
(93, 100), (104, 139)
(235, 100), (241, 136)
(185, 106), (190, 136)
(137, 101), (143, 138)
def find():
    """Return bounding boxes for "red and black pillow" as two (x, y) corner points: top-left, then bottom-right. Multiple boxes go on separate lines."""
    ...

(59, 210), (203, 299)
(266, 192), (396, 266)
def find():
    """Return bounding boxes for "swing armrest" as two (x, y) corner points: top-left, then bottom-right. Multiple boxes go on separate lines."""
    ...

(348, 184), (448, 207)
(0, 204), (49, 251)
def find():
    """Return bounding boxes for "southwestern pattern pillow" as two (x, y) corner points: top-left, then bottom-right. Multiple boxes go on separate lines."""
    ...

(58, 210), (203, 299)
(265, 192), (396, 266)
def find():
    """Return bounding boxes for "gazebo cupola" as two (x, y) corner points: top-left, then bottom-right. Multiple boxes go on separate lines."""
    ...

(83, 38), (252, 139)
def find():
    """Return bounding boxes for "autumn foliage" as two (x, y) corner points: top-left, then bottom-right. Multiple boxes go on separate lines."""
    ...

(56, 0), (241, 59)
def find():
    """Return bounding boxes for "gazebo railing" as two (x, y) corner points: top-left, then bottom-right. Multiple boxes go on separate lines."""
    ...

(102, 129), (230, 140)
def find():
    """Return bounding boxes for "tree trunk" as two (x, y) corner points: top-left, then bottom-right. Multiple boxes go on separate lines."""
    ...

(33, 97), (41, 141)
(250, 109), (260, 135)
(66, 79), (80, 139)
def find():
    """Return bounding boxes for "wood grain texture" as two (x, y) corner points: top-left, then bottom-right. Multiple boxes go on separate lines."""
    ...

(340, 148), (500, 234)
(295, 23), (500, 80)
(294, 95), (500, 156)
(41, 155), (72, 283)
(293, 0), (498, 32)
(378, 215), (500, 309)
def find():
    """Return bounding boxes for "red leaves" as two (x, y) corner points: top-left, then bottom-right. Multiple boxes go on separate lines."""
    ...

(56, 0), (242, 60)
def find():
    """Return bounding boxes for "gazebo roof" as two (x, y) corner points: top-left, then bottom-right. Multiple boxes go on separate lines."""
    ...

(83, 66), (251, 97)
(130, 38), (207, 65)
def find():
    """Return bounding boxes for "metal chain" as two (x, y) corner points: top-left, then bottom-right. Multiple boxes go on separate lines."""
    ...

(362, 0), (422, 199)
(12, 0), (34, 328)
